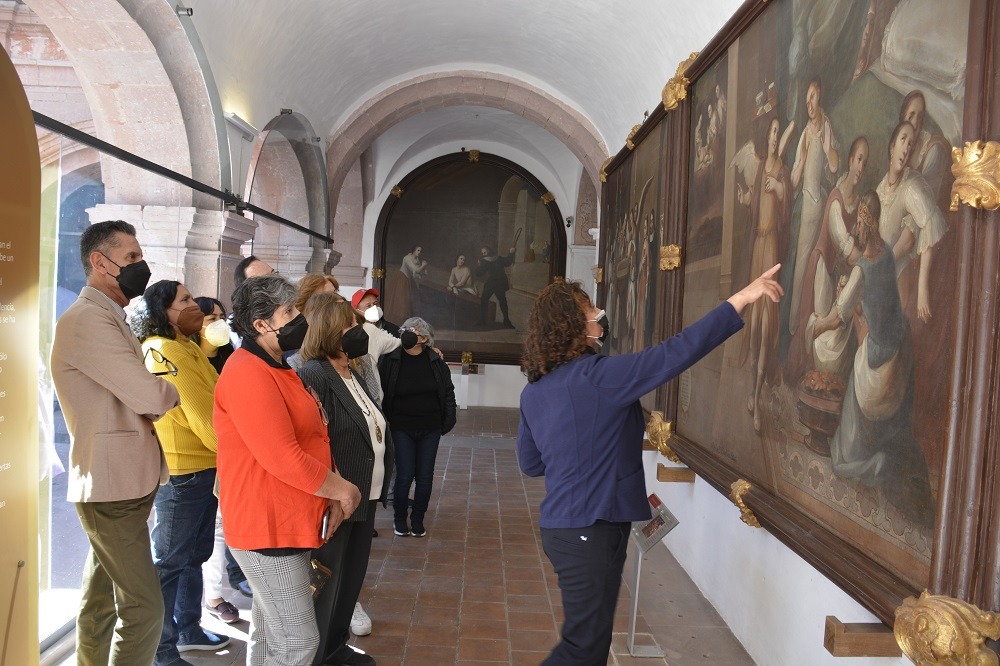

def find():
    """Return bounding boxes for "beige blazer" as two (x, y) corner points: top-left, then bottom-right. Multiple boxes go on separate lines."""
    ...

(51, 286), (180, 503)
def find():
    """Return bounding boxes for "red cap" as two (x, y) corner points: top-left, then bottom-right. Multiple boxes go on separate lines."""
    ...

(352, 288), (379, 310)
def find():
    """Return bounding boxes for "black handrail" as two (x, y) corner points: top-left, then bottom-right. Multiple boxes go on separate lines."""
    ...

(32, 110), (333, 244)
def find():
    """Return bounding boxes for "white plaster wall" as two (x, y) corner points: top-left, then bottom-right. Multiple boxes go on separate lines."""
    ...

(642, 452), (910, 666)
(567, 244), (599, 301)
(463, 364), (526, 409)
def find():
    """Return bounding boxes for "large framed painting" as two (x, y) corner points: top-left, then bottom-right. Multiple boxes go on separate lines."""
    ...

(373, 152), (567, 364)
(600, 0), (1000, 625)
(598, 122), (669, 412)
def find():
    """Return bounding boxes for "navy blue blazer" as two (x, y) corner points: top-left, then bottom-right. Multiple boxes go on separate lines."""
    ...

(517, 302), (744, 528)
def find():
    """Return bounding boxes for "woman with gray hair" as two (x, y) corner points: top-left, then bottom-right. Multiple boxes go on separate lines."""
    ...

(378, 317), (456, 537)
(214, 274), (361, 665)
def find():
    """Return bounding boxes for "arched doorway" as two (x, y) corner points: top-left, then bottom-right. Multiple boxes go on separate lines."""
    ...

(373, 151), (566, 364)
(239, 111), (330, 290)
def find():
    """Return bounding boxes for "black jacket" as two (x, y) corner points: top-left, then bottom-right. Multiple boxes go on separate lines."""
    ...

(378, 347), (457, 435)
(297, 358), (394, 522)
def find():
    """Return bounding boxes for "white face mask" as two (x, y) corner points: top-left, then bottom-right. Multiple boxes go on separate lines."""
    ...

(204, 319), (232, 348)
(363, 305), (383, 323)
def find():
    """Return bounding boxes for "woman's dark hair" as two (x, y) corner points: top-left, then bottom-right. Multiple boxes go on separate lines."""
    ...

(132, 280), (180, 341)
(521, 280), (592, 383)
(899, 90), (925, 123)
(195, 296), (226, 318)
(847, 136), (869, 162)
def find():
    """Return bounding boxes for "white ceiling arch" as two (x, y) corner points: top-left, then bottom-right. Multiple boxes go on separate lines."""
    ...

(373, 106), (580, 209)
(186, 0), (744, 152)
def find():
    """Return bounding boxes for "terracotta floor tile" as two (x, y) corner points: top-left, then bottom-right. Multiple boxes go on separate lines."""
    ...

(408, 621), (460, 646)
(462, 584), (506, 603)
(417, 589), (463, 608)
(509, 629), (558, 653)
(505, 579), (548, 596)
(404, 644), (458, 665)
(461, 601), (508, 621)
(511, 650), (551, 665)
(505, 595), (552, 613)
(458, 637), (511, 661)
(410, 604), (461, 627)
(460, 617), (510, 640)
(506, 611), (556, 632)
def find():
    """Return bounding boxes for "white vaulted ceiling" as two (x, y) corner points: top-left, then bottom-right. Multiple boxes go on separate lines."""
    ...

(185, 0), (743, 150)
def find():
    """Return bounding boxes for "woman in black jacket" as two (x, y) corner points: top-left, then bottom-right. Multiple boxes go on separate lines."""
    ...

(298, 293), (393, 666)
(379, 316), (456, 537)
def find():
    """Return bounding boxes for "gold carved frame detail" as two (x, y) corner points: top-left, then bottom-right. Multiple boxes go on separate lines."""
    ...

(468, 149), (480, 163)
(371, 268), (385, 279)
(951, 140), (1000, 211)
(646, 410), (681, 463)
(660, 244), (682, 271)
(390, 185), (404, 198)
(894, 591), (1000, 665)
(626, 124), (642, 151)
(729, 479), (761, 528)
(540, 191), (555, 205)
(600, 156), (614, 183)
(661, 52), (700, 112)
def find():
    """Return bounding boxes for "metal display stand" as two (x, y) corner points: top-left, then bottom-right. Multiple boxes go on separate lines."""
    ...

(626, 494), (679, 657)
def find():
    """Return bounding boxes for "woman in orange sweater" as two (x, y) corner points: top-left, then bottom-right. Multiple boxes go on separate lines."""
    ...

(214, 274), (361, 665)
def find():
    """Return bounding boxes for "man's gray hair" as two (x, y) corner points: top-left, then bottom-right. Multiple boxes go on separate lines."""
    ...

(401, 316), (435, 347)
(231, 274), (297, 340)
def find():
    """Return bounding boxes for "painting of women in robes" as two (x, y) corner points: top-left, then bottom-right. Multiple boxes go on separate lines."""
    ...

(813, 192), (934, 527)
(800, 136), (869, 382)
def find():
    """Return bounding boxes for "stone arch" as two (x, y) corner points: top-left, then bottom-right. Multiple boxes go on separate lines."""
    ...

(22, 0), (225, 205)
(326, 70), (608, 223)
(243, 111), (330, 282)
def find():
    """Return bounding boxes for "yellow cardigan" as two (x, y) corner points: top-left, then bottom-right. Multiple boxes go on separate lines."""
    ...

(142, 335), (219, 474)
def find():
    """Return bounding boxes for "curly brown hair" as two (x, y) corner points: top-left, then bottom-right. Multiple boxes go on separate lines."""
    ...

(522, 280), (593, 383)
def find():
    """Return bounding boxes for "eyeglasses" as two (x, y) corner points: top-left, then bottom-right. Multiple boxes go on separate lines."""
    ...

(144, 348), (178, 377)
(306, 386), (329, 426)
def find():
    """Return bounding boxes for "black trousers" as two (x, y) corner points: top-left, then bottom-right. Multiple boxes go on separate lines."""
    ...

(311, 500), (377, 665)
(540, 521), (630, 665)
(480, 283), (511, 322)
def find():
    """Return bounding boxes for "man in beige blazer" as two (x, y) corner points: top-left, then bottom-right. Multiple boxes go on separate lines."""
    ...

(51, 220), (180, 666)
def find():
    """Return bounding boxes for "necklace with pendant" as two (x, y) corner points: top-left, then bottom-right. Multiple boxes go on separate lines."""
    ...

(345, 375), (382, 443)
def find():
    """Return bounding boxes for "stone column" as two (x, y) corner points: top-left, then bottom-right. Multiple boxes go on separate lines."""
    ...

(219, 211), (257, 308)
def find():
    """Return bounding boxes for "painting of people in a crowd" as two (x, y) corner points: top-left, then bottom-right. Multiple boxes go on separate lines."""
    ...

(676, 0), (968, 590)
(381, 158), (559, 360)
(599, 123), (666, 412)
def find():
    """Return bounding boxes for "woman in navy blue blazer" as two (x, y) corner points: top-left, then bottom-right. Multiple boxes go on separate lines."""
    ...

(518, 264), (782, 665)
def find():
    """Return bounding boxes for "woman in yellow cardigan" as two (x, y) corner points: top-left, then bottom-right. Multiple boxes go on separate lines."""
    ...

(134, 279), (230, 665)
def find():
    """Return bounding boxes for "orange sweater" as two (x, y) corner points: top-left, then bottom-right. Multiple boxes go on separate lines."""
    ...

(214, 346), (332, 550)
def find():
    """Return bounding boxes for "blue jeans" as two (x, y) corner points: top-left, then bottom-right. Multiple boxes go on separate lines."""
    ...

(391, 429), (442, 524)
(151, 468), (218, 665)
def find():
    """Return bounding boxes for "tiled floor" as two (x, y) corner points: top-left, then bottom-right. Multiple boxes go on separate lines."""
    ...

(59, 407), (753, 665)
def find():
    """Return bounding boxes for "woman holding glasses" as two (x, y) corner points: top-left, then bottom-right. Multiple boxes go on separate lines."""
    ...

(134, 280), (230, 665)
(215, 274), (361, 665)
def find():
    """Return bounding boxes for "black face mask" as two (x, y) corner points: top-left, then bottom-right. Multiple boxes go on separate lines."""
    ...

(103, 254), (151, 301)
(342, 326), (369, 359)
(400, 330), (419, 350)
(268, 313), (308, 352)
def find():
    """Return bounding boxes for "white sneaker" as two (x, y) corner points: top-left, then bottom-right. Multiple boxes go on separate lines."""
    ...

(350, 602), (372, 636)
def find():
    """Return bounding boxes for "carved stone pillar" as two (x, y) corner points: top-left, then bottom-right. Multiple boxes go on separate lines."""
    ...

(183, 209), (228, 301)
(218, 211), (257, 309)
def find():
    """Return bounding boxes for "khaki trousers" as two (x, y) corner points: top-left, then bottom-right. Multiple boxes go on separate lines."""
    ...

(74, 489), (164, 666)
